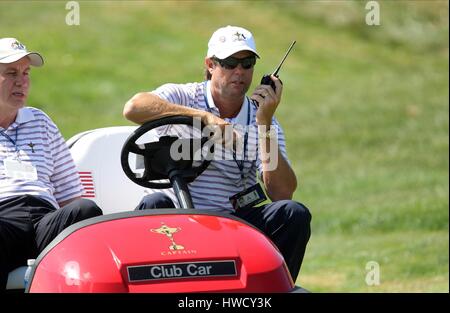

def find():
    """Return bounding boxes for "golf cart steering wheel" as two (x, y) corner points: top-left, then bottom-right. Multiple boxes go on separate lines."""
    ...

(121, 115), (213, 190)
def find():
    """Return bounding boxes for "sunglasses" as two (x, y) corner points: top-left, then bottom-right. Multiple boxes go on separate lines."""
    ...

(212, 55), (256, 70)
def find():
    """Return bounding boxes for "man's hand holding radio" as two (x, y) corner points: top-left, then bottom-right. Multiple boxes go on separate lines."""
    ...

(252, 75), (283, 127)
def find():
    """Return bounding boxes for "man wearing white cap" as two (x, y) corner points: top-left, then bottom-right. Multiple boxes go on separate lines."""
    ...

(0, 38), (102, 290)
(124, 26), (311, 281)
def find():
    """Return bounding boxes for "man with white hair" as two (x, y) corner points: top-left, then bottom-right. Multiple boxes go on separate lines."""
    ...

(124, 26), (312, 281)
(0, 38), (102, 290)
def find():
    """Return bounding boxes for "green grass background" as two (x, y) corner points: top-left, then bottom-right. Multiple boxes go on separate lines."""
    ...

(1, 0), (448, 292)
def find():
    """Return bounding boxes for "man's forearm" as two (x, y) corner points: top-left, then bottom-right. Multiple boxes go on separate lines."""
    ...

(259, 135), (297, 201)
(123, 92), (211, 125)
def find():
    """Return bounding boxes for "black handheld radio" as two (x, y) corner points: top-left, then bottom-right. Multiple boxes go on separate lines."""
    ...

(260, 40), (296, 91)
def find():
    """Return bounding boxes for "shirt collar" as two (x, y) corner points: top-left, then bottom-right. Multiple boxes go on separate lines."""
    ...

(16, 107), (35, 124)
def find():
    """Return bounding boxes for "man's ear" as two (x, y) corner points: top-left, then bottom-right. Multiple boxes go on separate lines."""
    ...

(205, 57), (215, 74)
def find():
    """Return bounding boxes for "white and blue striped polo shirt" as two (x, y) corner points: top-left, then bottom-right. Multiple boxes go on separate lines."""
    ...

(149, 81), (290, 213)
(0, 107), (83, 209)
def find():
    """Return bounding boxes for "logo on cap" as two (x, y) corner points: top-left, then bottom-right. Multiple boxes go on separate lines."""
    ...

(232, 31), (246, 42)
(11, 40), (25, 51)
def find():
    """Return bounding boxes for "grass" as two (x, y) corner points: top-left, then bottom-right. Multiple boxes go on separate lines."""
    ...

(300, 230), (449, 292)
(1, 0), (448, 292)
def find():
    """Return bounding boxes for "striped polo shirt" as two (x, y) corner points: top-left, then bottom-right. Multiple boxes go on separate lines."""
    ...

(0, 107), (83, 209)
(148, 81), (289, 213)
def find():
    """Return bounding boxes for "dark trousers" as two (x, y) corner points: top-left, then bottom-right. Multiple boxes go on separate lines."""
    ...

(136, 193), (311, 282)
(0, 195), (102, 290)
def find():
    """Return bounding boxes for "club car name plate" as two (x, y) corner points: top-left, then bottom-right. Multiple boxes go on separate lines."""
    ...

(127, 260), (237, 282)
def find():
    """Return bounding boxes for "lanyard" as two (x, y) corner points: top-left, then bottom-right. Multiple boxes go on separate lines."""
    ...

(203, 81), (251, 189)
(0, 128), (19, 153)
(232, 108), (250, 186)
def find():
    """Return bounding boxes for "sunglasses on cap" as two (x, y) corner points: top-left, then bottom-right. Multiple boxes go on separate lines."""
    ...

(212, 55), (256, 70)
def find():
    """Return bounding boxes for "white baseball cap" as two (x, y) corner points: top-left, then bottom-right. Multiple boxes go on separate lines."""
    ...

(0, 38), (44, 67)
(207, 25), (260, 59)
